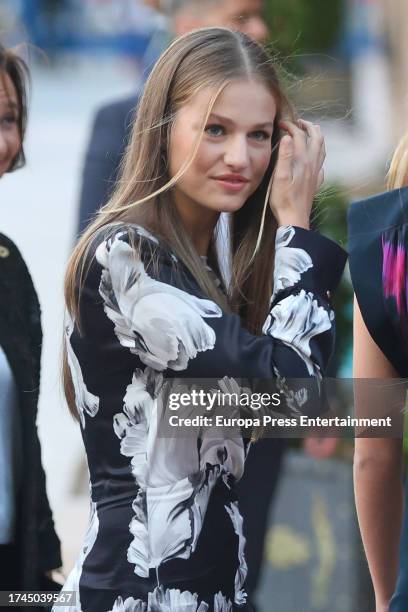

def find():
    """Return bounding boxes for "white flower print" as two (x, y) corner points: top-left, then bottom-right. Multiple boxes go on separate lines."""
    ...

(96, 236), (222, 371)
(108, 596), (147, 612)
(113, 368), (157, 577)
(263, 289), (334, 376)
(140, 465), (222, 575)
(200, 377), (248, 482)
(272, 366), (308, 415)
(96, 228), (158, 268)
(54, 500), (99, 612)
(273, 226), (313, 299)
(224, 502), (248, 606)
(128, 490), (149, 577)
(114, 373), (201, 489)
(199, 435), (245, 484)
(107, 588), (233, 612)
(147, 586), (209, 611)
(65, 315), (99, 428)
(131, 477), (194, 576)
(213, 592), (233, 612)
(181, 464), (223, 554)
(113, 370), (226, 577)
(113, 368), (163, 486)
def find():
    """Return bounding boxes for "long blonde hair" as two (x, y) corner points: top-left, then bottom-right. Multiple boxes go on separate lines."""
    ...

(63, 27), (296, 417)
(387, 132), (408, 190)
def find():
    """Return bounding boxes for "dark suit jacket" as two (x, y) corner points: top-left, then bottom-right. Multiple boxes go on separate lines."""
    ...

(0, 233), (61, 591)
(76, 94), (140, 237)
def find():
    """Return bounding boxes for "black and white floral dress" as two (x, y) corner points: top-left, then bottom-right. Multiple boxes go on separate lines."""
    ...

(57, 224), (346, 612)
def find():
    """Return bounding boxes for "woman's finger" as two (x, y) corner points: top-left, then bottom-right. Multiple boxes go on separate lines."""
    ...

(298, 120), (324, 164)
(298, 118), (315, 137)
(279, 119), (307, 156)
(317, 167), (325, 190)
(279, 119), (307, 141)
(317, 137), (326, 170)
(274, 135), (294, 181)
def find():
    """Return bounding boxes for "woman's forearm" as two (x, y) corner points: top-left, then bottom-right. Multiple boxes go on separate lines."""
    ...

(354, 442), (403, 606)
(353, 298), (405, 608)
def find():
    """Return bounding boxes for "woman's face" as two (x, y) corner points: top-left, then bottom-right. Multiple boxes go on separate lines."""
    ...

(0, 71), (21, 178)
(169, 78), (276, 220)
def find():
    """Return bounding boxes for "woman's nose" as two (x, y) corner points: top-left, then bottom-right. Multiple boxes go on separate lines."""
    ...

(224, 136), (249, 170)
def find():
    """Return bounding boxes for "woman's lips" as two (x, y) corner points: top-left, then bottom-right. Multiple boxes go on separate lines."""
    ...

(212, 176), (249, 193)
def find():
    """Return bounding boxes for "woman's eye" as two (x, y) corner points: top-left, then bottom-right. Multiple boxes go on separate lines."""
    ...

(205, 124), (225, 137)
(0, 115), (17, 127)
(250, 130), (270, 141)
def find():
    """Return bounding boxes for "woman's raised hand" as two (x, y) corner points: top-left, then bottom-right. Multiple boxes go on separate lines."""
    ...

(269, 119), (325, 230)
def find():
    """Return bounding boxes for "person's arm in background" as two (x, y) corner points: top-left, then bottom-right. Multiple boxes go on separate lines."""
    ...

(353, 297), (404, 612)
(76, 96), (138, 238)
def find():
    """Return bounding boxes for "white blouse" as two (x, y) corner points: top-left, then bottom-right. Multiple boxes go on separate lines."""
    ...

(0, 344), (22, 544)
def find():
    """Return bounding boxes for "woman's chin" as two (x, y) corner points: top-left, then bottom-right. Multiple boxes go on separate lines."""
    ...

(213, 196), (247, 214)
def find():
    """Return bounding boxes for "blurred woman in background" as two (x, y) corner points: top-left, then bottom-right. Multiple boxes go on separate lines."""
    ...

(0, 43), (61, 597)
(351, 134), (408, 612)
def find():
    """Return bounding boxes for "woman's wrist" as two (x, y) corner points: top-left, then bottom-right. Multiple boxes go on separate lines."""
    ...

(271, 202), (311, 230)
(275, 215), (310, 231)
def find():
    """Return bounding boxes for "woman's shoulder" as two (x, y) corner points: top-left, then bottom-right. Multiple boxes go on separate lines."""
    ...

(0, 233), (32, 280)
(0, 232), (22, 258)
(91, 222), (178, 267)
(90, 222), (166, 250)
(0, 233), (40, 340)
(348, 186), (408, 284)
(81, 223), (181, 296)
(348, 185), (408, 239)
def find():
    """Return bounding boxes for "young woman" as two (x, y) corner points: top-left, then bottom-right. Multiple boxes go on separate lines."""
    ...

(59, 28), (346, 611)
(0, 43), (61, 599)
(351, 135), (408, 612)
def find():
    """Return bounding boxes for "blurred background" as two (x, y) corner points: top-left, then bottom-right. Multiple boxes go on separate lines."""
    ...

(1, 0), (407, 610)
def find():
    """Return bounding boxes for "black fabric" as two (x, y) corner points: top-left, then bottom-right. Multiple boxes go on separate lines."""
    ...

(348, 185), (408, 377)
(76, 94), (139, 237)
(0, 234), (61, 593)
(0, 543), (20, 590)
(236, 438), (286, 598)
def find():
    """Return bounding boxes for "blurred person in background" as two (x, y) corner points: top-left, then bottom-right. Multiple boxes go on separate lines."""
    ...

(21, 0), (67, 58)
(0, 43), (62, 601)
(350, 134), (408, 612)
(76, 0), (268, 236)
(60, 27), (346, 612)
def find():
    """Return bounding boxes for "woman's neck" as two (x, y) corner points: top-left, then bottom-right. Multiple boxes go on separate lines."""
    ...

(173, 192), (220, 256)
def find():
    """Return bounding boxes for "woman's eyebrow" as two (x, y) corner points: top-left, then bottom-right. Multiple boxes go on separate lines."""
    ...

(0, 99), (19, 112)
(208, 113), (274, 129)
